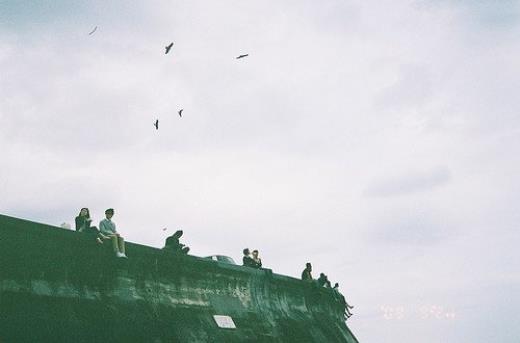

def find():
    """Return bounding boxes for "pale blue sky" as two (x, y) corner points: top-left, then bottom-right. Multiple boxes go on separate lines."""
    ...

(1, 1), (520, 342)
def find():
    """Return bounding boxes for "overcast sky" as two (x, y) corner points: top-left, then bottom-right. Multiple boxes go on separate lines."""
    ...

(1, 1), (520, 342)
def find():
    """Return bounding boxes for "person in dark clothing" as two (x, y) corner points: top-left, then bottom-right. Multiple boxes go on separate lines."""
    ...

(242, 248), (255, 267)
(317, 273), (332, 288)
(333, 283), (354, 318)
(163, 230), (190, 254)
(75, 207), (105, 244)
(251, 249), (262, 269)
(301, 262), (313, 281)
(75, 208), (92, 232)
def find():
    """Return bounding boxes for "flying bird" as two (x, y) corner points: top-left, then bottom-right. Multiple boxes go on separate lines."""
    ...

(154, 119), (159, 130)
(88, 26), (98, 35)
(162, 228), (167, 231)
(236, 54), (249, 59)
(178, 109), (183, 117)
(165, 42), (174, 54)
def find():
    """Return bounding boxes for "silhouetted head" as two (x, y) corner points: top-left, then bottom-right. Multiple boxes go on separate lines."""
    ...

(243, 248), (250, 256)
(173, 230), (183, 238)
(78, 208), (90, 218)
(320, 273), (325, 278)
(334, 283), (339, 289)
(306, 262), (312, 271)
(105, 208), (114, 219)
(252, 250), (259, 258)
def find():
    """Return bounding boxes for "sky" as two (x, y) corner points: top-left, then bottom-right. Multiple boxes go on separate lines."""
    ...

(1, 1), (520, 342)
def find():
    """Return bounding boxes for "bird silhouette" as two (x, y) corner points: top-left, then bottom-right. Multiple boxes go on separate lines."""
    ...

(178, 109), (183, 117)
(162, 228), (167, 231)
(165, 42), (174, 54)
(88, 26), (97, 35)
(154, 119), (159, 130)
(236, 54), (249, 59)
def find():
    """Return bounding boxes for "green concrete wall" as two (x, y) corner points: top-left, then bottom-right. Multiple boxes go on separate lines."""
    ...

(0, 213), (358, 343)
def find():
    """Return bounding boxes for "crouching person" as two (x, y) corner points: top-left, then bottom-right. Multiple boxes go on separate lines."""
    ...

(163, 230), (190, 254)
(99, 208), (127, 258)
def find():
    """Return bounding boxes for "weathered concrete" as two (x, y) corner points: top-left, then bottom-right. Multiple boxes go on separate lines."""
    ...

(0, 213), (358, 342)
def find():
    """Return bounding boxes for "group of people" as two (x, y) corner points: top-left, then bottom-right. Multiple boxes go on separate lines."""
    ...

(75, 207), (192, 259)
(75, 207), (127, 258)
(74, 208), (352, 318)
(301, 262), (354, 318)
(242, 248), (262, 269)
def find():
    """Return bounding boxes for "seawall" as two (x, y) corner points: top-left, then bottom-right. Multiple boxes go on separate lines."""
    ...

(0, 213), (358, 342)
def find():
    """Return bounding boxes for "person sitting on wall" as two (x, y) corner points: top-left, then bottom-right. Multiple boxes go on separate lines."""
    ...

(251, 249), (262, 269)
(75, 208), (92, 232)
(242, 248), (255, 267)
(75, 207), (106, 244)
(333, 283), (354, 318)
(163, 230), (190, 254)
(301, 262), (313, 281)
(99, 208), (127, 258)
(317, 273), (332, 288)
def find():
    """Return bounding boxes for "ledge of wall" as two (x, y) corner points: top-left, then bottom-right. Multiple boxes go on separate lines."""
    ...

(0, 213), (358, 343)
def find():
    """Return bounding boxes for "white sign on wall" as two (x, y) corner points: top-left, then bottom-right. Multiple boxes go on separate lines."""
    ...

(213, 315), (237, 329)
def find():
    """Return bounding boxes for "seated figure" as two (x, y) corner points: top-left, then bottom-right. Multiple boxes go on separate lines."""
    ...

(75, 207), (105, 244)
(99, 208), (127, 258)
(75, 208), (92, 232)
(251, 249), (262, 269)
(164, 230), (190, 254)
(301, 263), (313, 281)
(317, 273), (332, 288)
(242, 248), (255, 267)
(333, 283), (354, 318)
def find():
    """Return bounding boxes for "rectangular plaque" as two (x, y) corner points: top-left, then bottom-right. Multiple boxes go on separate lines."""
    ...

(213, 315), (237, 329)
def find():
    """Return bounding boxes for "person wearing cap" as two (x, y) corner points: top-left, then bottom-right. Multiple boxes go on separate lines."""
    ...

(99, 208), (127, 258)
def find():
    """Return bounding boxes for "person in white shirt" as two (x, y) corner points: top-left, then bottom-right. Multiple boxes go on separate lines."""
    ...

(99, 208), (127, 258)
